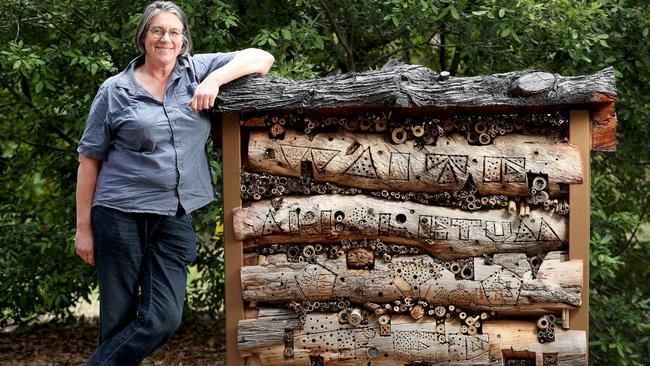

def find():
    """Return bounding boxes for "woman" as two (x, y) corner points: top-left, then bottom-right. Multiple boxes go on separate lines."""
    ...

(75, 2), (274, 364)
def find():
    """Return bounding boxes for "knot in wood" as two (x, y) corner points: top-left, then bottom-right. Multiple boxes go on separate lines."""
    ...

(510, 71), (556, 97)
(271, 197), (284, 209)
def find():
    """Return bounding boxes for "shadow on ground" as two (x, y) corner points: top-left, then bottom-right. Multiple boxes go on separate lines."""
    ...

(0, 317), (226, 365)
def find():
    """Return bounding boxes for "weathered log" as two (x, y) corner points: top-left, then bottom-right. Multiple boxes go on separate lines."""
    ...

(217, 63), (617, 151)
(248, 130), (582, 196)
(238, 312), (302, 351)
(215, 61), (615, 131)
(238, 312), (586, 365)
(233, 195), (567, 259)
(240, 251), (581, 313)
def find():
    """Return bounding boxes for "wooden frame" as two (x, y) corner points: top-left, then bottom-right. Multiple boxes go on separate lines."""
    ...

(221, 110), (594, 365)
(215, 66), (616, 365)
(222, 112), (246, 366)
(569, 110), (591, 345)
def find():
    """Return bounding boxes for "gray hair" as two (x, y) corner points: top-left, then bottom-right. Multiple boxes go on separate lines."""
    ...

(135, 1), (192, 57)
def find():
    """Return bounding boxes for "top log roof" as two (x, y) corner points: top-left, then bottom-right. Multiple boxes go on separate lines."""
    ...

(214, 61), (618, 151)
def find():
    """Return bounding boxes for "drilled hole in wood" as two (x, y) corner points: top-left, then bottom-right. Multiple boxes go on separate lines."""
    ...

(462, 267), (473, 278)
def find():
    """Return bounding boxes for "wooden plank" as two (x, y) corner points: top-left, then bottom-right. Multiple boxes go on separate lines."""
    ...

(223, 112), (245, 366)
(248, 130), (582, 196)
(238, 313), (586, 365)
(569, 111), (590, 345)
(240, 251), (582, 313)
(214, 63), (616, 130)
(233, 194), (567, 259)
(238, 316), (302, 351)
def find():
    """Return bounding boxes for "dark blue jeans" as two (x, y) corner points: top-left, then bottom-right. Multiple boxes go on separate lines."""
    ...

(82, 205), (196, 366)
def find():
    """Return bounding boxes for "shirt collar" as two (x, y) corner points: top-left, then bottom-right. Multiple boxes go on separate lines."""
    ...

(114, 55), (190, 94)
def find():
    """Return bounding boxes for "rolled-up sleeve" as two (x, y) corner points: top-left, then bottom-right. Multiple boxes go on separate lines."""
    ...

(78, 84), (111, 160)
(192, 52), (236, 81)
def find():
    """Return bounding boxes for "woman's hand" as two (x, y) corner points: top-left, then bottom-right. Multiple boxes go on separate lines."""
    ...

(75, 225), (95, 266)
(188, 48), (274, 112)
(188, 79), (220, 112)
(76, 155), (100, 266)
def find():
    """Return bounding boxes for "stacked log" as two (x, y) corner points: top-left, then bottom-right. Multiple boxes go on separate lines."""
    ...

(233, 107), (590, 365)
(241, 251), (582, 314)
(238, 309), (586, 366)
(233, 195), (567, 259)
(247, 130), (582, 196)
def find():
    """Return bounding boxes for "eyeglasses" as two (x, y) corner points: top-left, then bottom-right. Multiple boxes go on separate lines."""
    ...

(148, 27), (183, 40)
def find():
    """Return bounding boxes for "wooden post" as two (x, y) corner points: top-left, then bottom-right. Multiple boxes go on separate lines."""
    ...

(222, 112), (245, 366)
(569, 110), (590, 364)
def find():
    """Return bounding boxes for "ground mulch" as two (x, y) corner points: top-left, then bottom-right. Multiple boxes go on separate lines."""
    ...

(0, 317), (226, 366)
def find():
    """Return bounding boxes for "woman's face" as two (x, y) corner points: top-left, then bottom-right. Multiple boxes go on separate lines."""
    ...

(142, 11), (183, 67)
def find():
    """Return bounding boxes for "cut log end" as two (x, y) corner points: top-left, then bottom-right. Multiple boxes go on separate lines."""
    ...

(510, 72), (556, 97)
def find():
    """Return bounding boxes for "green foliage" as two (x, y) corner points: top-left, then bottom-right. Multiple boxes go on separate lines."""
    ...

(1, 1), (648, 363)
(587, 3), (650, 364)
(186, 146), (226, 315)
(0, 0), (139, 326)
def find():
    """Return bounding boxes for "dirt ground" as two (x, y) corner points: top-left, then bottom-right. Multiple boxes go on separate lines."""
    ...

(0, 317), (226, 366)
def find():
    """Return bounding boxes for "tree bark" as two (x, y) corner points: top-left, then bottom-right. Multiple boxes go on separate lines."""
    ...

(241, 251), (581, 313)
(215, 64), (616, 151)
(216, 63), (615, 112)
(590, 97), (617, 151)
(248, 130), (582, 196)
(233, 194), (567, 259)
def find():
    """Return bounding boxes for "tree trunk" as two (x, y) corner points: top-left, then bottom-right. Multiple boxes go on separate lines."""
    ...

(241, 251), (581, 313)
(233, 194), (567, 259)
(215, 63), (614, 116)
(214, 64), (616, 151)
(248, 130), (582, 196)
(238, 312), (586, 365)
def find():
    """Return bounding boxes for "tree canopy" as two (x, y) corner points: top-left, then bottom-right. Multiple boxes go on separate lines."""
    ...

(1, 1), (647, 364)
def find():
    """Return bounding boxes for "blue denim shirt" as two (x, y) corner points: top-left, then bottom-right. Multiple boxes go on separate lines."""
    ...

(78, 53), (234, 215)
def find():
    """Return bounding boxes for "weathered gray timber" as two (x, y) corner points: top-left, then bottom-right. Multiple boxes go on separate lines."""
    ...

(215, 62), (617, 153)
(248, 130), (582, 196)
(238, 313), (587, 365)
(238, 315), (302, 351)
(215, 62), (614, 113)
(241, 251), (582, 313)
(233, 194), (567, 259)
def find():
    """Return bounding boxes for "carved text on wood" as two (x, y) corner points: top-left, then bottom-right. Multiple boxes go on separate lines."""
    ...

(248, 129), (582, 196)
(233, 195), (567, 259)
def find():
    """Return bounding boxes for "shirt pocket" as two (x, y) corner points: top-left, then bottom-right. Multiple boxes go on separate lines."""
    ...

(175, 81), (199, 116)
(114, 103), (157, 153)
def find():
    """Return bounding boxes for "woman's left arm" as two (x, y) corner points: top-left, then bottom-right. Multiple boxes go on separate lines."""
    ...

(189, 48), (274, 112)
